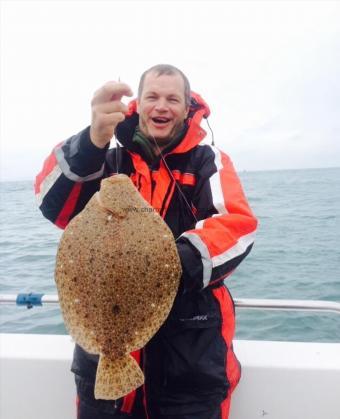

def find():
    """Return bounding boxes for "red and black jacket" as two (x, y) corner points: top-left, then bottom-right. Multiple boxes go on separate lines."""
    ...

(35, 92), (257, 418)
(36, 93), (257, 292)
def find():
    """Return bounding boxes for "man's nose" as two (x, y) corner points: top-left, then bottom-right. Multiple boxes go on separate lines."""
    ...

(154, 98), (168, 112)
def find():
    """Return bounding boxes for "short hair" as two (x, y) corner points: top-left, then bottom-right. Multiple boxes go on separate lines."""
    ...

(138, 64), (191, 108)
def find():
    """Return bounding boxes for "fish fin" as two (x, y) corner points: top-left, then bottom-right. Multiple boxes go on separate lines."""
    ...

(94, 354), (144, 400)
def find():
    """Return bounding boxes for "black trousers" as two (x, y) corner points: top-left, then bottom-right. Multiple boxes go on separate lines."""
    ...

(75, 375), (146, 419)
(77, 397), (224, 419)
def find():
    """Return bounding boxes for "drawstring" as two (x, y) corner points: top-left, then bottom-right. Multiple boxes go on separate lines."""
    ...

(205, 117), (215, 146)
(149, 135), (199, 224)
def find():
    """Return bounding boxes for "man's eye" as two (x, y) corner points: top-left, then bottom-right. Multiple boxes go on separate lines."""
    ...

(169, 98), (179, 103)
(146, 96), (156, 100)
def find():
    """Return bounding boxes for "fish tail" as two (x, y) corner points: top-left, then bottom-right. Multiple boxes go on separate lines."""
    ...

(94, 354), (144, 400)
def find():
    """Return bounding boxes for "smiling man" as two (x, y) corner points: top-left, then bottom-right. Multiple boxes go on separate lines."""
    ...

(137, 68), (190, 148)
(36, 64), (258, 419)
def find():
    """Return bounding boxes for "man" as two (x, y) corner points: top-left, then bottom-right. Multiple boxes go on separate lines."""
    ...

(35, 64), (257, 419)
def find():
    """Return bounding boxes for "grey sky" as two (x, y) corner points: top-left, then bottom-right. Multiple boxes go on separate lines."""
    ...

(1, 0), (340, 181)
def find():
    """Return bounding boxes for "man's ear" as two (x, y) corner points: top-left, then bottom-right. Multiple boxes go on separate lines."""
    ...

(136, 100), (140, 114)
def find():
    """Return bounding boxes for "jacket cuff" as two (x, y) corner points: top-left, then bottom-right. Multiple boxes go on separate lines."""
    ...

(176, 240), (204, 291)
(60, 127), (109, 178)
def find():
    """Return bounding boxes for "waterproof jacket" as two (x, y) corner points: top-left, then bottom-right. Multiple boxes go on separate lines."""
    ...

(35, 92), (257, 418)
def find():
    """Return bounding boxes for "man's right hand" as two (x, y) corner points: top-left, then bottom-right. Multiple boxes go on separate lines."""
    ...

(90, 81), (133, 148)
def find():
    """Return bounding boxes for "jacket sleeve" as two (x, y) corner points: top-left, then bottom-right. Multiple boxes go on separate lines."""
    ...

(35, 127), (109, 229)
(176, 145), (258, 291)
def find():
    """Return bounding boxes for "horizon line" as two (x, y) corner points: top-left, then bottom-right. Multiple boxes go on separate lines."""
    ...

(0, 165), (339, 183)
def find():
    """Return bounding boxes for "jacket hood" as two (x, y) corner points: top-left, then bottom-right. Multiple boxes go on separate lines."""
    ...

(115, 92), (210, 157)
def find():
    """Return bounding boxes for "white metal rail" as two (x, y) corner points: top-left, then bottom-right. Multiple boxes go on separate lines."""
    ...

(234, 298), (340, 314)
(1, 293), (340, 314)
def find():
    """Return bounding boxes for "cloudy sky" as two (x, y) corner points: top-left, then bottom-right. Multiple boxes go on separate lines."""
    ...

(1, 0), (340, 181)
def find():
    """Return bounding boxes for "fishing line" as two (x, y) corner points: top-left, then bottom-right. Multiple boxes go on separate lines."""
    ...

(114, 76), (121, 174)
(114, 135), (120, 174)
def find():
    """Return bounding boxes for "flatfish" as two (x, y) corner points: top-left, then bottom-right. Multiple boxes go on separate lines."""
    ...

(55, 174), (181, 399)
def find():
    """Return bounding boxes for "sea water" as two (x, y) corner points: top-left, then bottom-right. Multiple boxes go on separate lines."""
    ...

(0, 167), (339, 342)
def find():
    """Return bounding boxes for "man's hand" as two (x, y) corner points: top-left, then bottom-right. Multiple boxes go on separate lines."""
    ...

(90, 81), (133, 148)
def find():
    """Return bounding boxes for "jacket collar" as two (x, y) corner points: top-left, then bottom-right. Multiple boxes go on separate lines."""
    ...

(115, 92), (210, 157)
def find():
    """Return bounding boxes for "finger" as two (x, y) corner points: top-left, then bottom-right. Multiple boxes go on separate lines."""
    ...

(97, 112), (126, 127)
(95, 101), (128, 115)
(92, 81), (133, 105)
(109, 112), (126, 125)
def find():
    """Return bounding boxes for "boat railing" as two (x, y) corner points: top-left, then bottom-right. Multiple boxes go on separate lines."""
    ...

(1, 293), (340, 314)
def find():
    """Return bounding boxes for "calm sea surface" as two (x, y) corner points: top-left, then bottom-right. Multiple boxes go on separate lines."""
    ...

(0, 168), (339, 342)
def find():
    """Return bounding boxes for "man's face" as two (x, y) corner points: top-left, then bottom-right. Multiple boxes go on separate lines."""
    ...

(137, 71), (189, 145)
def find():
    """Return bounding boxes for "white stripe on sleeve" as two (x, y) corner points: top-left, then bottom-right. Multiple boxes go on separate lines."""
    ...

(36, 165), (63, 207)
(208, 146), (228, 215)
(55, 146), (105, 182)
(181, 231), (212, 288)
(212, 230), (256, 268)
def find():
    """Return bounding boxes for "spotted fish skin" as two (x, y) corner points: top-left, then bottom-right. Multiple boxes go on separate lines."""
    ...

(55, 174), (182, 399)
